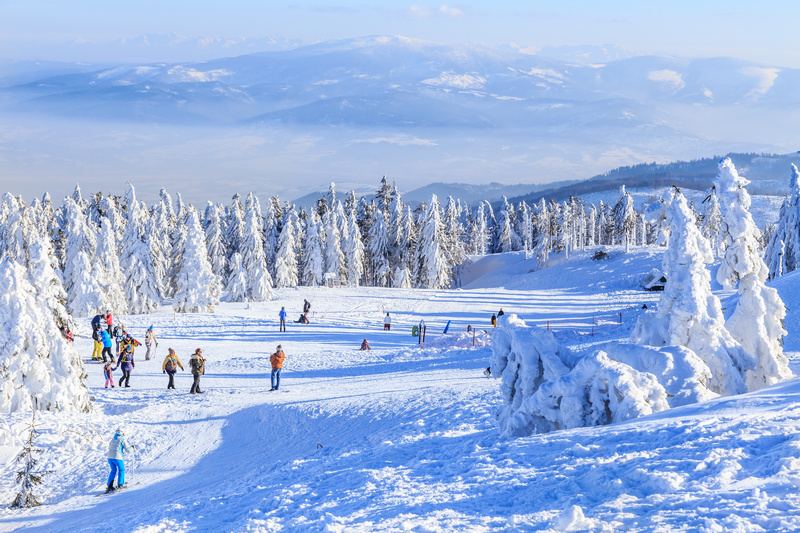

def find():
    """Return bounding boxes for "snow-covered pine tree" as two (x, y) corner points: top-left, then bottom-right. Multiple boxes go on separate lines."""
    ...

(586, 204), (597, 247)
(99, 195), (126, 245)
(415, 195), (449, 289)
(533, 198), (550, 267)
(61, 197), (97, 296)
(367, 210), (391, 286)
(25, 231), (74, 333)
(345, 210), (365, 287)
(301, 213), (325, 286)
(652, 190), (755, 396)
(225, 253), (249, 302)
(712, 158), (792, 390)
(173, 208), (222, 313)
(323, 206), (345, 283)
(203, 202), (227, 279)
(119, 185), (161, 314)
(225, 194), (245, 266)
(517, 201), (534, 255)
(375, 175), (394, 214)
(699, 186), (723, 255)
(387, 192), (405, 272)
(240, 200), (273, 301)
(443, 196), (467, 286)
(613, 185), (637, 252)
(0, 193), (30, 263)
(263, 199), (280, 278)
(95, 219), (127, 314)
(274, 211), (299, 288)
(471, 202), (491, 256)
(765, 164), (800, 280)
(0, 254), (90, 413)
(66, 251), (106, 317)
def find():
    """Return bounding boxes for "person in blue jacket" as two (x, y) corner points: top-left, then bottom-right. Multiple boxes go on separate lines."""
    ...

(279, 306), (287, 332)
(100, 328), (114, 363)
(106, 428), (131, 493)
(116, 344), (135, 388)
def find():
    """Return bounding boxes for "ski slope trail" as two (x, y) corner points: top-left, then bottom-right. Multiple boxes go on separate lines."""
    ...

(3, 247), (800, 532)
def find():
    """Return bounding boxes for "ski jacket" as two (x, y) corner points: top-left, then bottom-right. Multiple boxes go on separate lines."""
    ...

(270, 351), (285, 369)
(162, 353), (184, 372)
(91, 314), (104, 330)
(303, 301), (311, 313)
(145, 329), (157, 345)
(360, 340), (371, 351)
(121, 337), (142, 353)
(105, 314), (113, 327)
(384, 315), (391, 325)
(279, 309), (287, 321)
(117, 350), (135, 371)
(100, 330), (113, 348)
(107, 432), (130, 460)
(103, 365), (114, 378)
(190, 354), (206, 376)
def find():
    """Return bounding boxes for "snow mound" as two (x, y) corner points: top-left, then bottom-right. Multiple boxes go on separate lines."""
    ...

(425, 328), (491, 348)
(491, 314), (668, 436)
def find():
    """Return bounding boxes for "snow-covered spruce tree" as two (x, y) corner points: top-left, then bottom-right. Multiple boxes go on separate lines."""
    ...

(634, 190), (755, 396)
(415, 195), (450, 289)
(495, 197), (520, 253)
(119, 186), (161, 314)
(225, 194), (245, 266)
(533, 198), (550, 267)
(0, 193), (30, 264)
(263, 199), (280, 278)
(301, 213), (325, 286)
(765, 164), (800, 280)
(66, 251), (106, 317)
(470, 202), (491, 256)
(225, 253), (249, 302)
(345, 210), (365, 287)
(586, 204), (597, 247)
(700, 186), (723, 256)
(492, 314), (668, 436)
(387, 193), (405, 272)
(367, 210), (391, 286)
(203, 202), (227, 279)
(518, 201), (534, 255)
(443, 196), (467, 287)
(173, 208), (222, 313)
(25, 232), (74, 333)
(99, 194), (126, 245)
(61, 197), (97, 296)
(613, 185), (637, 252)
(10, 410), (51, 508)
(274, 212), (299, 288)
(375, 175), (394, 214)
(240, 202), (273, 301)
(0, 255), (90, 413)
(323, 206), (345, 282)
(95, 219), (127, 314)
(713, 158), (792, 390)
(164, 206), (188, 299)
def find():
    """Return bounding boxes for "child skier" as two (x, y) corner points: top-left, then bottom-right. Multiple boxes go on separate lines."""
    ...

(103, 362), (115, 388)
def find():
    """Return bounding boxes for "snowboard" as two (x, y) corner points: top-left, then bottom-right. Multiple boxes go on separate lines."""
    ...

(95, 483), (137, 496)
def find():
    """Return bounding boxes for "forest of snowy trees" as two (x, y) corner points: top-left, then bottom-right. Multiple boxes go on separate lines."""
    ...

(1, 165), (799, 323)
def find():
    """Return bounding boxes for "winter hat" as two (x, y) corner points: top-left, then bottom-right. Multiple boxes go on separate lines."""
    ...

(277, 345), (282, 350)
(149, 325), (153, 330)
(115, 428), (124, 435)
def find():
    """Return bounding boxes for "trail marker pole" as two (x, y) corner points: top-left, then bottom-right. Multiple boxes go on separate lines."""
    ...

(619, 312), (622, 324)
(547, 320), (549, 331)
(472, 328), (476, 347)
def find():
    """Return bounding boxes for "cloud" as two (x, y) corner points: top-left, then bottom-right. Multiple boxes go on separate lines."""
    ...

(408, 5), (465, 20)
(351, 135), (437, 147)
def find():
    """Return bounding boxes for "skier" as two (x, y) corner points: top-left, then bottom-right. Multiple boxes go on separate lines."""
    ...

(497, 308), (504, 318)
(189, 348), (206, 394)
(295, 313), (308, 324)
(100, 328), (114, 363)
(106, 428), (131, 493)
(491, 313), (497, 327)
(144, 325), (158, 361)
(120, 333), (142, 356)
(279, 307), (287, 332)
(360, 339), (371, 351)
(104, 310), (113, 335)
(116, 344), (135, 388)
(103, 362), (115, 388)
(269, 345), (285, 391)
(384, 312), (391, 331)
(162, 348), (184, 390)
(303, 299), (311, 315)
(91, 325), (104, 361)
(113, 324), (126, 354)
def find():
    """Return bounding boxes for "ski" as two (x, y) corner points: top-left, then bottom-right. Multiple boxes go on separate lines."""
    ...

(95, 483), (137, 496)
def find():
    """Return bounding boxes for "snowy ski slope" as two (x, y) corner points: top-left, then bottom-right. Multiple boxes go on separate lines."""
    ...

(2, 245), (800, 532)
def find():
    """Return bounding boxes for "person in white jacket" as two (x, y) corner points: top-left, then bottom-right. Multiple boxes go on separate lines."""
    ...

(145, 325), (158, 361)
(106, 428), (131, 493)
(384, 312), (391, 331)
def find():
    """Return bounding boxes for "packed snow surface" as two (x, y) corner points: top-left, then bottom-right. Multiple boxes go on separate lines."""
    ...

(2, 246), (800, 532)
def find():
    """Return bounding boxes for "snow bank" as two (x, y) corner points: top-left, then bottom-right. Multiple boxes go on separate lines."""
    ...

(491, 314), (668, 436)
(596, 341), (717, 407)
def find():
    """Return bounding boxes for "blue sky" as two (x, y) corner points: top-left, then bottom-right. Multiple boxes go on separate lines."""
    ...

(2, 0), (799, 66)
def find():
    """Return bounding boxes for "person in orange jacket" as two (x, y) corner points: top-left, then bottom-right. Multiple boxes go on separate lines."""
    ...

(269, 345), (286, 391)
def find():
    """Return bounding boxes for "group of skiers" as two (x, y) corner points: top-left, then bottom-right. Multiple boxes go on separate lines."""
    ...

(490, 308), (505, 327)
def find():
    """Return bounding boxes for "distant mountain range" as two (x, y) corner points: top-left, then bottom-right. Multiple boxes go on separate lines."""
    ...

(2, 36), (799, 203)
